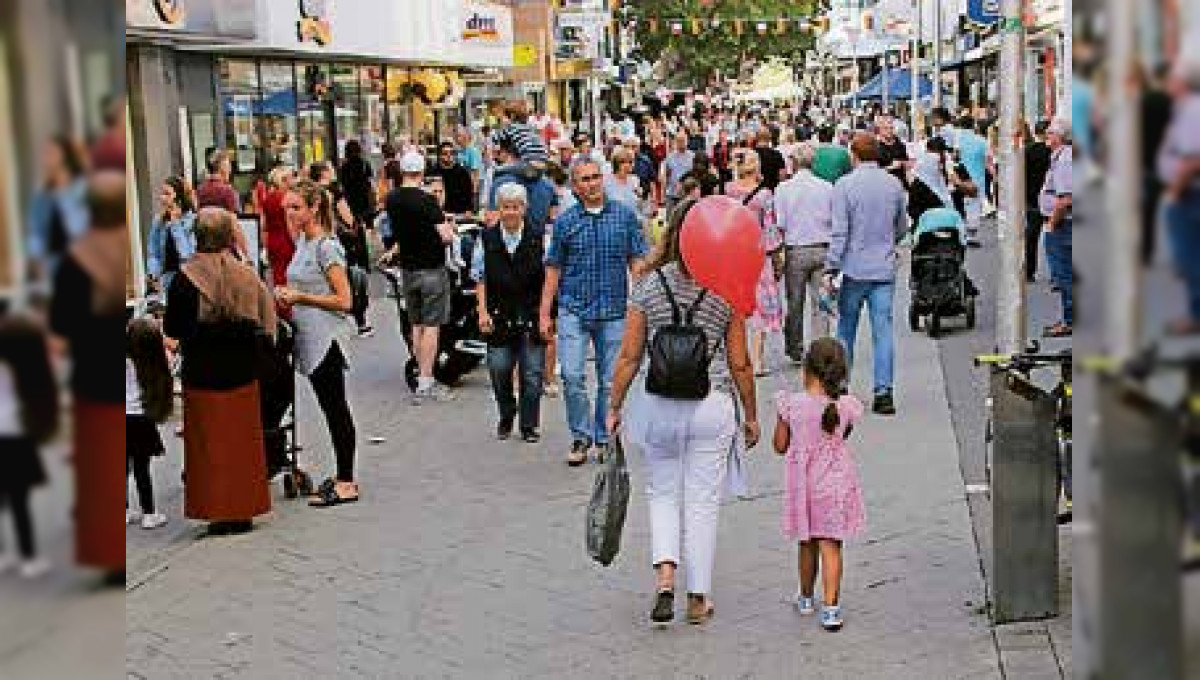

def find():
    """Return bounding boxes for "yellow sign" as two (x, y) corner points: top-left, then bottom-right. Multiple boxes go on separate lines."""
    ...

(513, 44), (537, 68)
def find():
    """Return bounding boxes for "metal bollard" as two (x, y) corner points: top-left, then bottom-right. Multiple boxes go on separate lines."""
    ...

(989, 366), (1060, 623)
(1094, 372), (1182, 679)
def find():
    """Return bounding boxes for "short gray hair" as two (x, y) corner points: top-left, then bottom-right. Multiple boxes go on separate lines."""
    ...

(495, 182), (528, 206)
(792, 142), (817, 170)
(570, 157), (601, 182)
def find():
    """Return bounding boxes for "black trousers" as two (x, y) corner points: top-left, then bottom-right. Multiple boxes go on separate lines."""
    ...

(0, 487), (36, 559)
(309, 343), (357, 482)
(127, 455), (155, 514)
(1025, 209), (1044, 281)
(1143, 176), (1163, 265)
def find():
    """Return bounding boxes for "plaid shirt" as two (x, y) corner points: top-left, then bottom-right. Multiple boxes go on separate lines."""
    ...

(546, 199), (649, 321)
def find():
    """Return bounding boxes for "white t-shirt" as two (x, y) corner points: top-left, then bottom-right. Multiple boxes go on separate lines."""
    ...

(126, 358), (144, 416)
(0, 363), (21, 436)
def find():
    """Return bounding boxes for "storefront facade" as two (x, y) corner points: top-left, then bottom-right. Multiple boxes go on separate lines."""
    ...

(127, 0), (511, 248)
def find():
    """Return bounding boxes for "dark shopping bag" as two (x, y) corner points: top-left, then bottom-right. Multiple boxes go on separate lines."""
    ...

(586, 437), (631, 567)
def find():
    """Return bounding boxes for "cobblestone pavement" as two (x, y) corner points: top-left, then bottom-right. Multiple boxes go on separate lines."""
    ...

(125, 253), (1005, 680)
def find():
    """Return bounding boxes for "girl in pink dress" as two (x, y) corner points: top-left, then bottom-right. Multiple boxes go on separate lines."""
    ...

(773, 337), (865, 632)
(724, 150), (783, 376)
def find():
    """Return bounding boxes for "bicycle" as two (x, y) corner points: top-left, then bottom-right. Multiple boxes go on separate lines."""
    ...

(975, 347), (1073, 524)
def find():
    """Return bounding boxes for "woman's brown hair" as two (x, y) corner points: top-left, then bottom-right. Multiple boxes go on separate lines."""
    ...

(804, 337), (850, 435)
(290, 179), (334, 233)
(648, 196), (698, 278)
(0, 315), (60, 443)
(127, 317), (174, 424)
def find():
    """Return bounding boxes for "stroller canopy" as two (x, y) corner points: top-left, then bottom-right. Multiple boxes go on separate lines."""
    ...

(915, 207), (967, 245)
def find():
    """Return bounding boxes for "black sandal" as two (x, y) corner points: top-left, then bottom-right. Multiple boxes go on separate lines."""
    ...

(651, 589), (674, 624)
(308, 481), (360, 508)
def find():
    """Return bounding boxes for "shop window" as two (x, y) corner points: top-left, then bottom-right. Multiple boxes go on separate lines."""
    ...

(358, 65), (387, 168)
(385, 67), (414, 150)
(218, 59), (261, 197)
(330, 63), (361, 162)
(259, 62), (300, 171)
(298, 62), (332, 168)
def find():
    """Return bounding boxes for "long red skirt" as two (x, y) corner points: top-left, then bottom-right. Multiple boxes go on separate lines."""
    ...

(74, 399), (125, 571)
(183, 383), (271, 521)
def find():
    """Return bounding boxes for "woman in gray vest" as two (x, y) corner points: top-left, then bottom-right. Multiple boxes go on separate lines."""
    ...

(471, 183), (547, 443)
(606, 198), (760, 627)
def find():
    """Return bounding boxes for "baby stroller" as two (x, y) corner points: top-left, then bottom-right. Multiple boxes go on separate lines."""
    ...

(258, 319), (312, 499)
(381, 218), (488, 392)
(908, 207), (978, 338)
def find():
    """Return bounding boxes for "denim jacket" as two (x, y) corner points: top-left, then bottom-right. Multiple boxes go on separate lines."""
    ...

(27, 179), (90, 263)
(146, 212), (198, 290)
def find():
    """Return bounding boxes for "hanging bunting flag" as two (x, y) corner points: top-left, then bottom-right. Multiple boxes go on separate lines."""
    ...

(648, 17), (658, 34)
(734, 19), (744, 35)
(670, 20), (683, 36)
(776, 17), (787, 34)
(756, 21), (768, 35)
(711, 16), (722, 29)
(691, 17), (702, 35)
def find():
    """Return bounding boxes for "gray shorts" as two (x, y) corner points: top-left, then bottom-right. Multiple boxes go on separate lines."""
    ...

(402, 268), (452, 327)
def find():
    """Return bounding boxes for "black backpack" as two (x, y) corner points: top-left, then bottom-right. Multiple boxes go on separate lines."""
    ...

(645, 270), (712, 400)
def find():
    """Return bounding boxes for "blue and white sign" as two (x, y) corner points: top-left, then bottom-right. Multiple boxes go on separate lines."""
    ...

(966, 0), (1001, 25)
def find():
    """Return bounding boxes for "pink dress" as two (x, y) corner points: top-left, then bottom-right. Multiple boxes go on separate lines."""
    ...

(776, 391), (866, 542)
(724, 182), (783, 331)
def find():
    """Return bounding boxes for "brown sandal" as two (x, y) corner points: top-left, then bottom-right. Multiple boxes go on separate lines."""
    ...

(686, 594), (715, 625)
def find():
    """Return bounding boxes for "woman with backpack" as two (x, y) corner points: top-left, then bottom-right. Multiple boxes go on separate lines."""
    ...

(606, 198), (760, 627)
(276, 179), (361, 508)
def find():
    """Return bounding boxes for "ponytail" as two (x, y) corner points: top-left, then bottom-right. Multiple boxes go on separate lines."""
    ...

(820, 377), (844, 436)
(804, 337), (850, 436)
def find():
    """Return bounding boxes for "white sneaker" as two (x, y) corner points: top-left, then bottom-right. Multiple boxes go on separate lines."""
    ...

(127, 509), (143, 525)
(18, 558), (51, 580)
(140, 513), (168, 530)
(794, 594), (816, 615)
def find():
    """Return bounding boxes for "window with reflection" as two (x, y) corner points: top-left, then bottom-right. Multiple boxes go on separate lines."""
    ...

(329, 62), (361, 162)
(358, 65), (387, 167)
(259, 62), (299, 171)
(298, 62), (332, 167)
(385, 67), (414, 150)
(218, 59), (261, 197)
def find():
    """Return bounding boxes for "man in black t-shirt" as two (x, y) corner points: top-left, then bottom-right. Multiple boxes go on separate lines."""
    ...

(753, 128), (787, 191)
(384, 151), (457, 403)
(1024, 120), (1053, 281)
(427, 141), (476, 215)
(876, 115), (910, 184)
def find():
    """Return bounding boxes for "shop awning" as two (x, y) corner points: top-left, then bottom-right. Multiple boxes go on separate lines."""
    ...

(848, 68), (944, 101)
(222, 90), (297, 116)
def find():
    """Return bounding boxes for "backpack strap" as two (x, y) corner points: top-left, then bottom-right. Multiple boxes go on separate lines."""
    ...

(685, 288), (708, 325)
(655, 268), (682, 325)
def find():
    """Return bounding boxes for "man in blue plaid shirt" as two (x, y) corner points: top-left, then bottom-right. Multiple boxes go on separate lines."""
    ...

(540, 158), (650, 466)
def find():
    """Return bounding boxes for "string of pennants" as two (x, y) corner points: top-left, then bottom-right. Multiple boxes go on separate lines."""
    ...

(639, 12), (912, 37)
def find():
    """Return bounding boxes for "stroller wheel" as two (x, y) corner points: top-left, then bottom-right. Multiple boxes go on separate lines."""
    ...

(294, 469), (314, 498)
(929, 313), (942, 338)
(908, 306), (922, 332)
(965, 298), (977, 330)
(283, 473), (298, 500)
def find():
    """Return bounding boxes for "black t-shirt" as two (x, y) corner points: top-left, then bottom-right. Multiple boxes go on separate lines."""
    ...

(1142, 90), (1173, 173)
(49, 256), (123, 404)
(1025, 141), (1052, 210)
(427, 163), (476, 215)
(386, 186), (447, 271)
(755, 146), (787, 190)
(879, 137), (909, 183)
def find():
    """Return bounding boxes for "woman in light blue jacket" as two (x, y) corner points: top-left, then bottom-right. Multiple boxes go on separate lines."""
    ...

(146, 176), (197, 298)
(26, 137), (90, 282)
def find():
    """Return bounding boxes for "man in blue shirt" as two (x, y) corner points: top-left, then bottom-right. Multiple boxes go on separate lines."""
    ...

(540, 158), (650, 466)
(490, 142), (559, 229)
(824, 132), (908, 416)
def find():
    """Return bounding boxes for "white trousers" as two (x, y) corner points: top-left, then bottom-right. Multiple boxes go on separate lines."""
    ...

(634, 391), (736, 596)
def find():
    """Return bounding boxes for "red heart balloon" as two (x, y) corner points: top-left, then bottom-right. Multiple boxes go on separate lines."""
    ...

(680, 196), (765, 316)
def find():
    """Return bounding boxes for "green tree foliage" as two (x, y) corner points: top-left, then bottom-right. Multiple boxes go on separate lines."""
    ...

(631, 0), (821, 87)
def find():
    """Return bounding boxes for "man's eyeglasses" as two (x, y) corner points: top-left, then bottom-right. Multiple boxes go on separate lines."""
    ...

(577, 173), (602, 182)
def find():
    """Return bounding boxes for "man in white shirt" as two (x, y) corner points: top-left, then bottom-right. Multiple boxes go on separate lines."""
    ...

(775, 142), (834, 363)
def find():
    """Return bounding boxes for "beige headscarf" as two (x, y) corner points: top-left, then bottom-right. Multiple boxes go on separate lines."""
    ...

(181, 208), (276, 337)
(68, 171), (129, 317)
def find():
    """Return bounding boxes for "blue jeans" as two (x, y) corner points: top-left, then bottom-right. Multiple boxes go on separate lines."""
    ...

(486, 334), (546, 432)
(1167, 194), (1200, 321)
(1044, 219), (1074, 326)
(558, 311), (625, 447)
(836, 278), (895, 396)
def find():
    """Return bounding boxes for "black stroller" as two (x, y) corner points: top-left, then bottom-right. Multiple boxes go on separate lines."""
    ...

(381, 218), (488, 391)
(258, 320), (312, 499)
(908, 208), (978, 337)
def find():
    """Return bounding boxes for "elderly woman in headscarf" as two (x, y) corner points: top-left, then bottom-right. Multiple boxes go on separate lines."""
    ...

(164, 207), (277, 534)
(49, 170), (128, 581)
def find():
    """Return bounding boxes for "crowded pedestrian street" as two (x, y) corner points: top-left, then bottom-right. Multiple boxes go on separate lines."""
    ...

(2, 0), (1200, 678)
